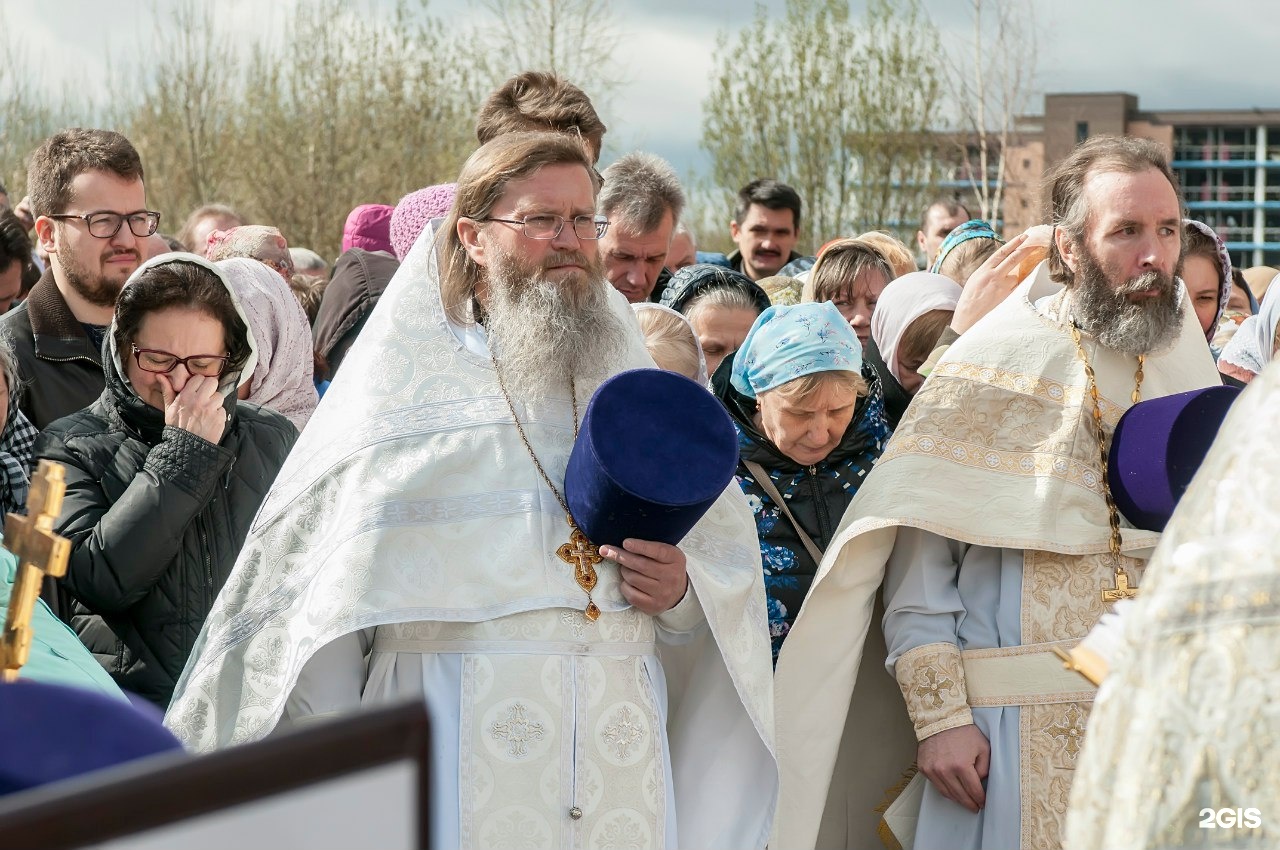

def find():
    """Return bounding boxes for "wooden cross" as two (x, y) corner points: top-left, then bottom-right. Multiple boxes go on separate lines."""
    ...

(1101, 569), (1138, 603)
(1, 461), (72, 682)
(557, 526), (602, 621)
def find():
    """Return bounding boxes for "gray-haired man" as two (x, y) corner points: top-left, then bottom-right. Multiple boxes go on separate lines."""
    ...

(597, 152), (685, 303)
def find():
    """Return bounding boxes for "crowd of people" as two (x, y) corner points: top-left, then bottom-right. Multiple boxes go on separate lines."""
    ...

(0, 68), (1275, 850)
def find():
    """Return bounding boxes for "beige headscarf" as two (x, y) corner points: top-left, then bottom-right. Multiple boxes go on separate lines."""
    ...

(215, 258), (317, 431)
(206, 226), (295, 280)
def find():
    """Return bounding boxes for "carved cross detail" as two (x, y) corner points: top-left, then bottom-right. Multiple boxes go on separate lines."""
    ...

(557, 526), (603, 621)
(2, 461), (72, 682)
(558, 527), (602, 592)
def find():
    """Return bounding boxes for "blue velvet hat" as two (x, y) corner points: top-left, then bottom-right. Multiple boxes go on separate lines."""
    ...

(565, 369), (739, 547)
(0, 680), (183, 795)
(1108, 385), (1241, 532)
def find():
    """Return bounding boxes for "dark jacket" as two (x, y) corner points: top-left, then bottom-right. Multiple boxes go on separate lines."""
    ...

(713, 360), (891, 660)
(0, 269), (105, 430)
(35, 351), (296, 707)
(699, 249), (803, 279)
(312, 248), (398, 381)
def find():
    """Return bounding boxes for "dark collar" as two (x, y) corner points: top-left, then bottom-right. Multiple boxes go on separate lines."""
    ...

(25, 269), (102, 365)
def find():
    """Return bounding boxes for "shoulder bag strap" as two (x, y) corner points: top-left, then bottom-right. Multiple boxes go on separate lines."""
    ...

(741, 459), (825, 565)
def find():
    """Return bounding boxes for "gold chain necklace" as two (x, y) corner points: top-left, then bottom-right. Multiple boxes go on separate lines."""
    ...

(490, 352), (603, 621)
(1069, 322), (1144, 603)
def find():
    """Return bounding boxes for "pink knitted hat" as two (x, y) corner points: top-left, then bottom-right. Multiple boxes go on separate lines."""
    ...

(390, 183), (457, 261)
(341, 204), (394, 255)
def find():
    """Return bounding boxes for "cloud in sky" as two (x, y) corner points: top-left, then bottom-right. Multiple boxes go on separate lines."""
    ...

(7, 0), (1280, 187)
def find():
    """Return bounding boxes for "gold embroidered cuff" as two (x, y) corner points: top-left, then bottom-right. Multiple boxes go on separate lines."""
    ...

(895, 642), (973, 741)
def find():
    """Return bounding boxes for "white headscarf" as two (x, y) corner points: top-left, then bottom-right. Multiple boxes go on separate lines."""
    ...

(631, 301), (709, 384)
(215, 258), (318, 431)
(1219, 271), (1280, 380)
(870, 271), (961, 383)
(112, 253), (258, 399)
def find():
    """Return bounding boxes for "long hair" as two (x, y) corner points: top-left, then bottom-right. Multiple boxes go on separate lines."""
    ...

(436, 131), (595, 325)
(1045, 135), (1182, 283)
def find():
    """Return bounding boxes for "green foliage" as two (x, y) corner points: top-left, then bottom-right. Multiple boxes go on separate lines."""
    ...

(701, 0), (944, 249)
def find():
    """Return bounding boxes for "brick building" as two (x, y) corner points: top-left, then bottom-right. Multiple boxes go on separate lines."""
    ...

(943, 92), (1280, 268)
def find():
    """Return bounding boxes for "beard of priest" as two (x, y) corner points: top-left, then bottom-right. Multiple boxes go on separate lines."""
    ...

(164, 130), (779, 850)
(769, 135), (1221, 850)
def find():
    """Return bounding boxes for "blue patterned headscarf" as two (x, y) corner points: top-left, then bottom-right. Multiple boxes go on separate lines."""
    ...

(730, 302), (863, 398)
(930, 219), (1002, 274)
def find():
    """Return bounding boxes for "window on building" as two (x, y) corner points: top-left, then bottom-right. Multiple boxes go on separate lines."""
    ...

(1076, 121), (1089, 143)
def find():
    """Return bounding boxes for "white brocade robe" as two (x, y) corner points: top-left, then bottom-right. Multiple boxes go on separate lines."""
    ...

(284, 595), (705, 850)
(770, 262), (1221, 849)
(166, 217), (778, 849)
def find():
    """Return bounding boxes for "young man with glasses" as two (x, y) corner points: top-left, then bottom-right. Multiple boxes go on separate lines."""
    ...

(1, 128), (154, 430)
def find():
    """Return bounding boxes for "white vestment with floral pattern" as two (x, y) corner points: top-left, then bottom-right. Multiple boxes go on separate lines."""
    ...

(772, 262), (1221, 850)
(1067, 361), (1280, 850)
(165, 226), (778, 850)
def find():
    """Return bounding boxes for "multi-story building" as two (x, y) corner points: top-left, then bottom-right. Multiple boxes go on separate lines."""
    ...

(944, 92), (1280, 268)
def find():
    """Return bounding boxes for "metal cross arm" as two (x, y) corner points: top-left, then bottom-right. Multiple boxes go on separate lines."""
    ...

(1, 461), (72, 682)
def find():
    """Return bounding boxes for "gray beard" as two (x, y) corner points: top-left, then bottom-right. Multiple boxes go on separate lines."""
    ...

(1070, 252), (1185, 358)
(483, 258), (630, 406)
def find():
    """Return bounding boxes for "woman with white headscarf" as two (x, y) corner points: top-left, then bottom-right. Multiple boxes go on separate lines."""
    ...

(1218, 271), (1280, 385)
(216, 258), (319, 431)
(867, 272), (962, 427)
(33, 254), (297, 707)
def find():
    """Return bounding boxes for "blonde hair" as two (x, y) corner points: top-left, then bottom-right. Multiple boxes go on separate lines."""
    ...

(936, 237), (1001, 286)
(856, 231), (916, 279)
(765, 368), (867, 405)
(635, 307), (703, 380)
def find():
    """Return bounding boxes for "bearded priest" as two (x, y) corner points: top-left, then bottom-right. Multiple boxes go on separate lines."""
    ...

(166, 132), (778, 850)
(772, 135), (1223, 850)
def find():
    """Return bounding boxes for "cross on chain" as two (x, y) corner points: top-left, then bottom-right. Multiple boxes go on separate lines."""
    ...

(1, 461), (72, 682)
(1102, 569), (1137, 603)
(557, 526), (602, 621)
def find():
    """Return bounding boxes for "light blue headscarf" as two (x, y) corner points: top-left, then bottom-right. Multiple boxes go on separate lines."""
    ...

(730, 302), (863, 398)
(929, 219), (1001, 274)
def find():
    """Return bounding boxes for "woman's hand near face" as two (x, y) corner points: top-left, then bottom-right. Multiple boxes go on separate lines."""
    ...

(159, 372), (227, 445)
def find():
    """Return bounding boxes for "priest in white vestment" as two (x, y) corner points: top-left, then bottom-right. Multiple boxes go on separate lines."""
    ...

(771, 135), (1223, 850)
(166, 132), (778, 850)
(1066, 361), (1280, 849)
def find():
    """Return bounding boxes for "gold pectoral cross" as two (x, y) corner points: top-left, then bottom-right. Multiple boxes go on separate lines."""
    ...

(1, 461), (73, 682)
(557, 525), (602, 621)
(1102, 568), (1138, 603)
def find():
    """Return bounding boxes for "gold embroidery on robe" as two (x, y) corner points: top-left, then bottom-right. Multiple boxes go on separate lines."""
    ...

(1018, 550), (1143, 850)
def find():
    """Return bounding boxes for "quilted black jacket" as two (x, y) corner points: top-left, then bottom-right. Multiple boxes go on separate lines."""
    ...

(34, 353), (296, 708)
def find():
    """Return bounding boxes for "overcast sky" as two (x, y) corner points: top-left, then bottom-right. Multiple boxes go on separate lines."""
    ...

(7, 0), (1279, 185)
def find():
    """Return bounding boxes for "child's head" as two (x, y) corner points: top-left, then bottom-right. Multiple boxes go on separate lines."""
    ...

(633, 303), (706, 382)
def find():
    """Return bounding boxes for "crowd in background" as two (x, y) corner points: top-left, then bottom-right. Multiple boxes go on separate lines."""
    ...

(0, 66), (1275, 850)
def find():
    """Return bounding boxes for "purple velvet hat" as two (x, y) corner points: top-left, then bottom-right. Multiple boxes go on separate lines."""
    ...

(565, 369), (739, 547)
(1108, 385), (1241, 532)
(0, 680), (183, 795)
